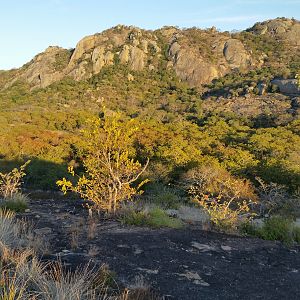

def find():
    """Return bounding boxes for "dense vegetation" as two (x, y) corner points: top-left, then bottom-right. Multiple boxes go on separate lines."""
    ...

(0, 20), (300, 226)
(0, 63), (299, 195)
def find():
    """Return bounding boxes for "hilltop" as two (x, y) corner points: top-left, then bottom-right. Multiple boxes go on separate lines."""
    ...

(1, 17), (299, 91)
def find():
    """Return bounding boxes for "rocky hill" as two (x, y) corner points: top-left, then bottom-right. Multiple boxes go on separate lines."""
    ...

(0, 17), (300, 192)
(1, 17), (299, 91)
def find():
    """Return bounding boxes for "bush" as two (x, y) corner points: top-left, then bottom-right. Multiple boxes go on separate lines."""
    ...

(144, 182), (182, 209)
(57, 111), (149, 213)
(184, 166), (257, 231)
(121, 210), (149, 227)
(256, 177), (298, 217)
(183, 165), (257, 202)
(258, 216), (294, 245)
(122, 207), (183, 229)
(147, 208), (184, 229)
(0, 161), (30, 199)
(242, 217), (300, 245)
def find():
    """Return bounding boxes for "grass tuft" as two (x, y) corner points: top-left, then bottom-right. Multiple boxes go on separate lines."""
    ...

(122, 207), (184, 229)
(0, 193), (28, 212)
(242, 216), (300, 245)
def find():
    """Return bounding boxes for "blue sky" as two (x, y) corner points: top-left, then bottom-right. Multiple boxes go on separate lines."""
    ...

(1, 0), (299, 70)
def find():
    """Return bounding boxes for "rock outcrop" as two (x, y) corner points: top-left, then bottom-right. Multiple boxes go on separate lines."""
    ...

(7, 46), (69, 88)
(272, 79), (300, 94)
(3, 18), (299, 90)
(168, 41), (220, 86)
(223, 39), (250, 68)
(248, 17), (300, 46)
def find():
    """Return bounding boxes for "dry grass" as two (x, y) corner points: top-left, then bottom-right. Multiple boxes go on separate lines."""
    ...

(0, 209), (29, 256)
(0, 208), (161, 299)
(87, 217), (97, 240)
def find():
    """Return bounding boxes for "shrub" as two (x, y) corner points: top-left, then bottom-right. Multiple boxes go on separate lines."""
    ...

(121, 210), (149, 227)
(243, 216), (300, 245)
(183, 165), (257, 202)
(184, 166), (257, 231)
(196, 192), (255, 231)
(255, 177), (298, 216)
(122, 207), (183, 229)
(0, 161), (30, 199)
(147, 208), (183, 229)
(258, 216), (294, 244)
(57, 111), (149, 213)
(144, 182), (182, 209)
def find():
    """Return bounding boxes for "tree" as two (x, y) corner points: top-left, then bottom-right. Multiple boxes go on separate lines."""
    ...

(57, 111), (149, 213)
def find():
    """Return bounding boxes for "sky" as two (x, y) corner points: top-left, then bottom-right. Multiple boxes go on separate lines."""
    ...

(0, 0), (300, 70)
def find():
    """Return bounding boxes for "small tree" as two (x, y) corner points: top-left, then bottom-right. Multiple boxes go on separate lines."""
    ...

(0, 161), (30, 199)
(57, 111), (149, 213)
(184, 166), (257, 231)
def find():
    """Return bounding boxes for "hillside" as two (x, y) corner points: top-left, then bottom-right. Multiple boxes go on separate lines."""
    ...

(0, 17), (299, 191)
(1, 16), (300, 300)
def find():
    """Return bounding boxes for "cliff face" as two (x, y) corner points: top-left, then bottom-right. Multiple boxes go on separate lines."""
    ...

(2, 18), (300, 90)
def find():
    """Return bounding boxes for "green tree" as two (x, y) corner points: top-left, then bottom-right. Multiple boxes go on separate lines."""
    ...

(57, 111), (149, 213)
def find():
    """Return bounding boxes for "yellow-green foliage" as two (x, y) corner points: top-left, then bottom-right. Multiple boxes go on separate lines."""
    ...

(244, 216), (300, 245)
(0, 161), (30, 199)
(185, 167), (257, 231)
(122, 207), (183, 229)
(0, 59), (299, 194)
(196, 192), (255, 231)
(296, 73), (300, 87)
(57, 111), (149, 213)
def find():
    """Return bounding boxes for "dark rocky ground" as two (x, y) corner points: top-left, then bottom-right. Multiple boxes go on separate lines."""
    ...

(19, 193), (300, 300)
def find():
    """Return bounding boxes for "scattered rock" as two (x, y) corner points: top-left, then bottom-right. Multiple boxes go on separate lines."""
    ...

(34, 227), (52, 235)
(137, 267), (159, 274)
(117, 244), (131, 249)
(191, 242), (216, 252)
(295, 219), (300, 227)
(252, 218), (265, 228)
(249, 18), (300, 46)
(177, 271), (210, 286)
(133, 245), (143, 255)
(221, 245), (233, 251)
